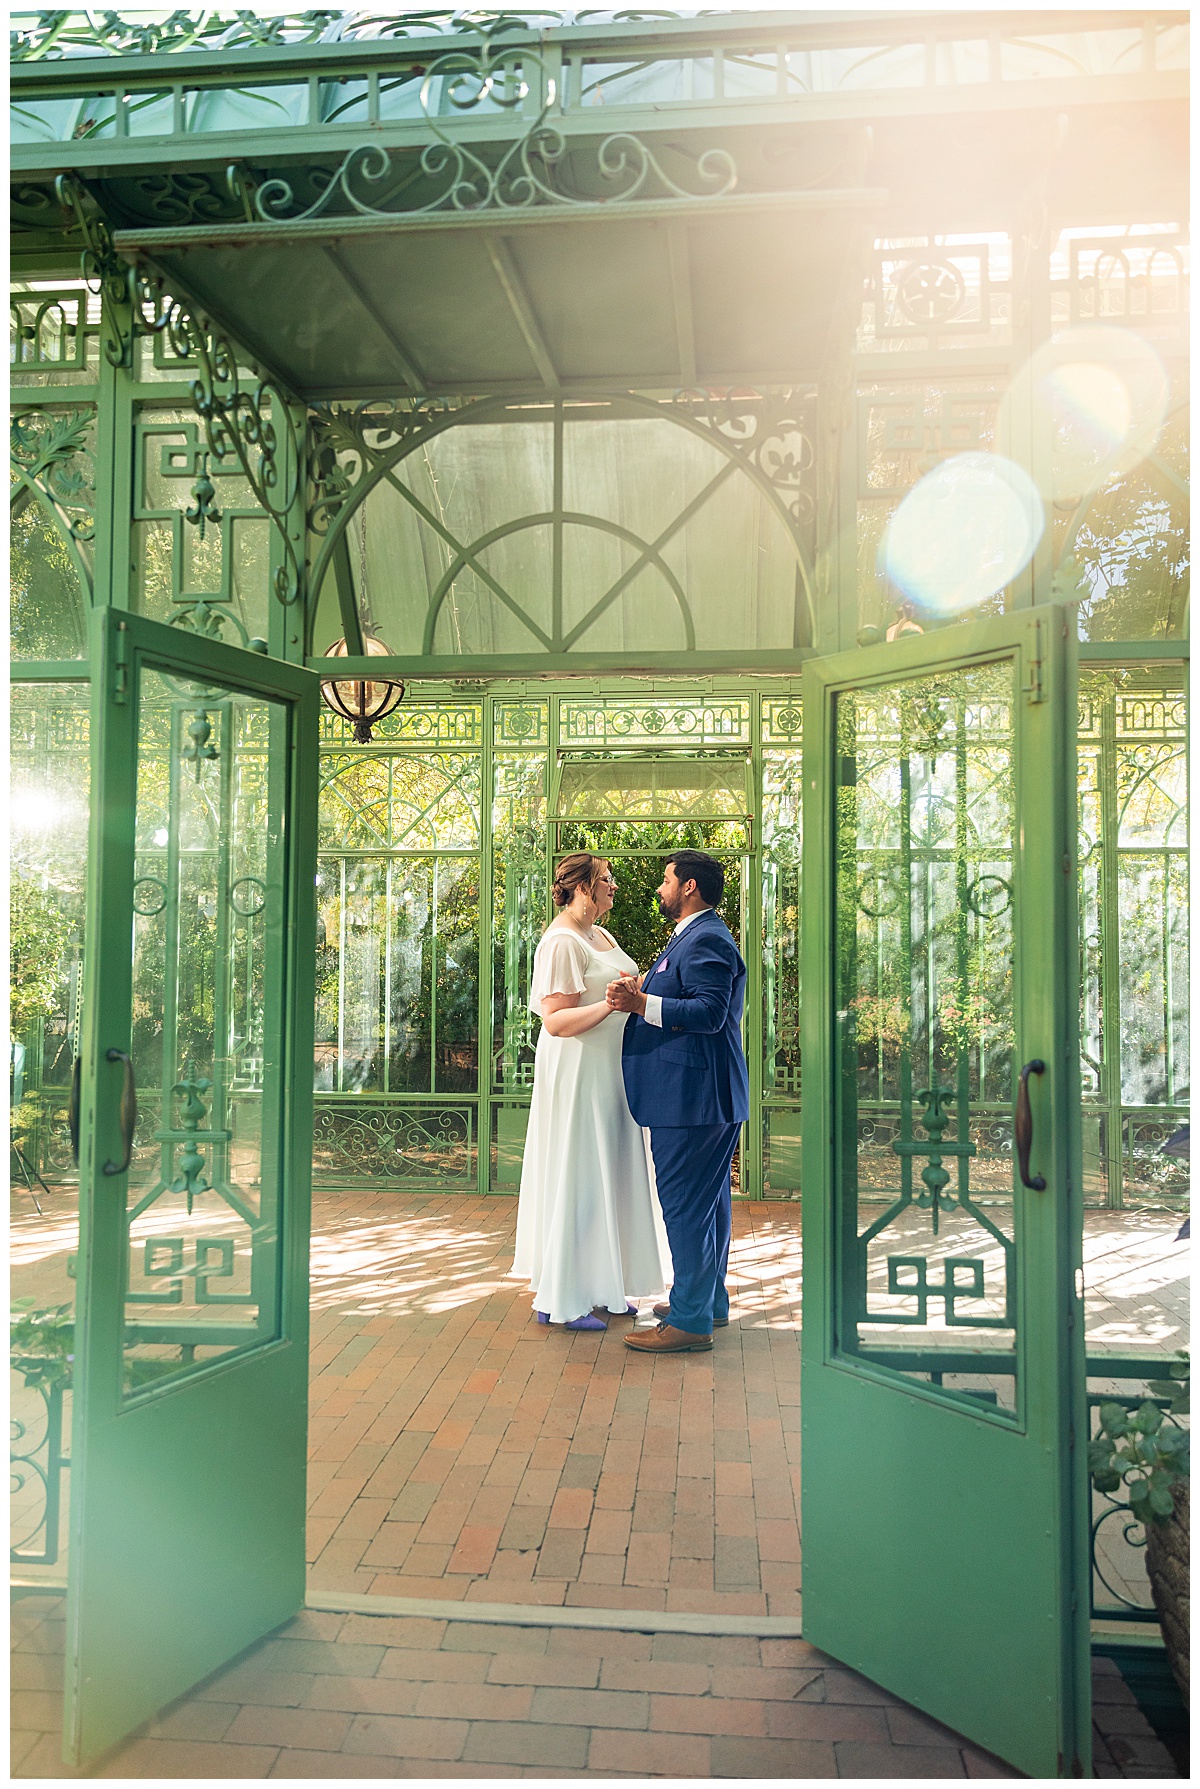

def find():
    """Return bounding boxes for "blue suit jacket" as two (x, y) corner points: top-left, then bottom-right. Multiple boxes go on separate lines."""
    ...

(620, 909), (750, 1128)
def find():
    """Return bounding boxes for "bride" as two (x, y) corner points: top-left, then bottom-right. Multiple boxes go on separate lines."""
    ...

(512, 852), (668, 1330)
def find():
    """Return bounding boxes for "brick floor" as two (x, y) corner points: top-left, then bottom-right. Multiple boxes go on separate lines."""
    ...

(295, 1192), (807, 1616)
(10, 1187), (1188, 1775)
(11, 1594), (1180, 1779)
(13, 1187), (1188, 1611)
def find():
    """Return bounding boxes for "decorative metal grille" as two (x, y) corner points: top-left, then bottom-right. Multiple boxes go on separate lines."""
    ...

(1078, 670), (1189, 1207)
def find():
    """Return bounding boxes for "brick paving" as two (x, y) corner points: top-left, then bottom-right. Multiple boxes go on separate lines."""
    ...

(10, 1187), (1188, 1775)
(12, 1594), (1181, 1779)
(304, 1193), (803, 1616)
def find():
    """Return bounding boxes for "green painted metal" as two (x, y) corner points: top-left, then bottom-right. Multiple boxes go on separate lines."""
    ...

(800, 607), (1089, 1777)
(7, 14), (1190, 1768)
(1078, 668), (1189, 1209)
(67, 607), (318, 1767)
(311, 681), (804, 1197)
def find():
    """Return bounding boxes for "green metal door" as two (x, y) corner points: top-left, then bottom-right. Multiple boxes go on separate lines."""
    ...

(800, 610), (1089, 1778)
(66, 610), (318, 1766)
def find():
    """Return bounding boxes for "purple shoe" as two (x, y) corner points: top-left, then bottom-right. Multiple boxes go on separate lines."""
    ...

(537, 1310), (607, 1330)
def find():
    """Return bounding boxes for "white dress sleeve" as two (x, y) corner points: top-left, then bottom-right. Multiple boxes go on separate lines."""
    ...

(529, 931), (591, 1015)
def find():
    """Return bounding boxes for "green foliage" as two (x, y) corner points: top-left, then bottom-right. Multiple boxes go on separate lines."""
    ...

(1070, 413), (1189, 641)
(558, 821), (745, 968)
(10, 874), (77, 1035)
(9, 489), (87, 660)
(10, 1300), (74, 1391)
(10, 1301), (208, 1394)
(1089, 1352), (1190, 1526)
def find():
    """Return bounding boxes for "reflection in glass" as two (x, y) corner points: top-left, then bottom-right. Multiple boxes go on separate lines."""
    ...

(834, 663), (1019, 1411)
(10, 683), (90, 1573)
(1077, 673), (1189, 1206)
(123, 672), (288, 1398)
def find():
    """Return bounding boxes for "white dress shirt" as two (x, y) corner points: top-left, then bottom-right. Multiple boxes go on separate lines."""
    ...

(642, 907), (710, 1028)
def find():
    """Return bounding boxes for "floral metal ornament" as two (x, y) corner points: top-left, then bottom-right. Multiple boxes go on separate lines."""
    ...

(10, 407), (96, 557)
(185, 452), (222, 542)
(169, 1065), (214, 1213)
(180, 708), (219, 780)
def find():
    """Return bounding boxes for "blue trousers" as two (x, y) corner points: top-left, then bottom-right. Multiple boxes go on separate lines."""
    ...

(648, 1123), (739, 1337)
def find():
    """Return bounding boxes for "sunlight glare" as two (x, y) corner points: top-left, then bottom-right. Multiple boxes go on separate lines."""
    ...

(999, 324), (1169, 504)
(882, 452), (1044, 615)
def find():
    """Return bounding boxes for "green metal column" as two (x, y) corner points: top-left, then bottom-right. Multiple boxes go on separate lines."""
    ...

(91, 266), (136, 616)
(1097, 690), (1125, 1209)
(742, 689), (764, 1198)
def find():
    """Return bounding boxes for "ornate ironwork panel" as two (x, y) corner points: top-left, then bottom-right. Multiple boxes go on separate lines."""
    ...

(132, 409), (272, 647)
(1078, 670), (1189, 1208)
(834, 663), (1019, 1407)
(120, 673), (289, 1395)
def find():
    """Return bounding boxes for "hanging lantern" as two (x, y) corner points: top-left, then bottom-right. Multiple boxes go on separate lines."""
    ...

(319, 636), (405, 743)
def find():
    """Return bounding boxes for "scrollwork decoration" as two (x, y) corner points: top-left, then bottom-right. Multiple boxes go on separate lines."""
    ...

(253, 27), (736, 222)
(53, 172), (135, 366)
(668, 389), (817, 528)
(132, 267), (305, 608)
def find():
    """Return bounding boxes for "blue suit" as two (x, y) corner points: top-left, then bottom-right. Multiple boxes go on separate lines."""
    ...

(621, 910), (749, 1336)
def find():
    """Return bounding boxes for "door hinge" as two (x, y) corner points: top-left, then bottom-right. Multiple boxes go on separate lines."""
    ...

(1022, 616), (1045, 704)
(113, 618), (129, 705)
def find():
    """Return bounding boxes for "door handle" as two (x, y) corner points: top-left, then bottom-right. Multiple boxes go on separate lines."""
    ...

(68, 1055), (81, 1165)
(102, 1048), (138, 1178)
(1015, 1059), (1046, 1190)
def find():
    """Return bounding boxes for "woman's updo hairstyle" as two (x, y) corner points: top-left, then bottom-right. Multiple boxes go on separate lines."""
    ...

(552, 851), (605, 910)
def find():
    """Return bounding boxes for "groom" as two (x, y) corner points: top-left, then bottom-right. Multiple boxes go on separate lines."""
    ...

(606, 851), (749, 1354)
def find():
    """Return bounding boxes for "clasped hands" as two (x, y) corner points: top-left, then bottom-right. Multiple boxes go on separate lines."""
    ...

(606, 971), (646, 1015)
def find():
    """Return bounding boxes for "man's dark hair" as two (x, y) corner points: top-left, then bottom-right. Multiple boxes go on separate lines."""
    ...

(667, 850), (724, 908)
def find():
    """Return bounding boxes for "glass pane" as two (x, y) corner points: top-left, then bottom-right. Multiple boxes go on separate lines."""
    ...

(491, 753), (547, 1098)
(554, 822), (745, 964)
(387, 859), (435, 1092)
(556, 755), (748, 818)
(834, 662), (1019, 1412)
(123, 671), (287, 1398)
(10, 682), (89, 1574)
(435, 858), (480, 1094)
(10, 483), (90, 665)
(1077, 671), (1188, 1209)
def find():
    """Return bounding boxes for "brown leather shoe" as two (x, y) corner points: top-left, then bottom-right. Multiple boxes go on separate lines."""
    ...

(625, 1323), (712, 1353)
(653, 1302), (729, 1329)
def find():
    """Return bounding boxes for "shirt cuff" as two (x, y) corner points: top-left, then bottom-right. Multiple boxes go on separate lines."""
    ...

(643, 993), (663, 1028)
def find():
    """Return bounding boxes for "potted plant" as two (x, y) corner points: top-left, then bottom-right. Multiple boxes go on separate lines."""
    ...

(1089, 1352), (1189, 1707)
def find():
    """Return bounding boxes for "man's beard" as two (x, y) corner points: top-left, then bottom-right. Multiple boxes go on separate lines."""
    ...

(657, 890), (683, 922)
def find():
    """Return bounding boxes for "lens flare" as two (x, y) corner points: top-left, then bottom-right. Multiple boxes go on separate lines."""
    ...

(883, 453), (1044, 617)
(999, 325), (1169, 504)
(10, 790), (62, 834)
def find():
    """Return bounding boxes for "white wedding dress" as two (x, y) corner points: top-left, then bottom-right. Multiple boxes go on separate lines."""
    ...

(512, 926), (670, 1323)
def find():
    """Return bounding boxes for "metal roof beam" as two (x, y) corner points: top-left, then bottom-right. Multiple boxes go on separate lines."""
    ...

(667, 223), (698, 390)
(322, 244), (427, 395)
(485, 236), (561, 396)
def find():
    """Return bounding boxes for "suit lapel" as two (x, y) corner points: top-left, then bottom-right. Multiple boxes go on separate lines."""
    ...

(647, 909), (715, 981)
